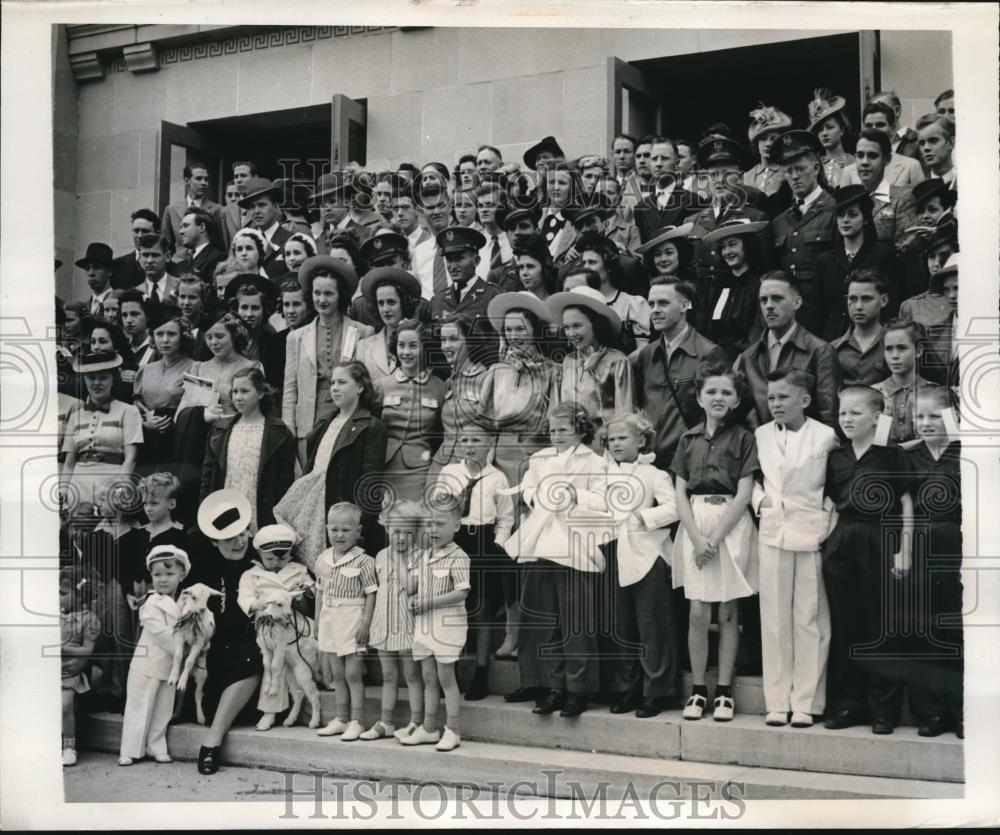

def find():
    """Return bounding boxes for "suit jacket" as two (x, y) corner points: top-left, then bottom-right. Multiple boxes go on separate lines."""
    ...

(871, 184), (916, 250)
(634, 188), (699, 243)
(735, 325), (841, 429)
(305, 408), (388, 543)
(138, 275), (182, 309)
(262, 225), (294, 279)
(187, 244), (226, 283)
(815, 241), (901, 340)
(112, 251), (145, 290)
(355, 331), (396, 386)
(162, 199), (224, 259)
(842, 154), (926, 189)
(429, 278), (501, 367)
(895, 128), (922, 162)
(751, 418), (839, 552)
(130, 593), (181, 680)
(200, 414), (296, 528)
(281, 316), (374, 439)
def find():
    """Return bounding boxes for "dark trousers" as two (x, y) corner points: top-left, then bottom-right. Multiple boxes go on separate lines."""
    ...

(822, 518), (905, 720)
(597, 542), (681, 701)
(517, 561), (599, 694)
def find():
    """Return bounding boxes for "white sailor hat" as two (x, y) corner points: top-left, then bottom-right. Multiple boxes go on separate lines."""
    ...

(146, 544), (191, 576)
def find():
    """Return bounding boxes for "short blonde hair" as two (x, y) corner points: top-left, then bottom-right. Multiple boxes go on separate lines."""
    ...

(606, 411), (655, 452)
(378, 499), (425, 529)
(327, 502), (362, 527)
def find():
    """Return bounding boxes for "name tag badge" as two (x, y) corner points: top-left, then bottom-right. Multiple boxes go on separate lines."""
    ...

(420, 397), (439, 409)
(341, 326), (359, 360)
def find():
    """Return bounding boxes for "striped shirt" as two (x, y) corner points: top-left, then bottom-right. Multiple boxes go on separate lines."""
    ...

(413, 542), (470, 608)
(315, 546), (378, 604)
(62, 398), (143, 462)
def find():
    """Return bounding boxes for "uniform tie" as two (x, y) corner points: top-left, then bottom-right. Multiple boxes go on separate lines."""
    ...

(432, 248), (449, 297)
(148, 281), (160, 305)
(791, 197), (805, 221)
(490, 235), (502, 270)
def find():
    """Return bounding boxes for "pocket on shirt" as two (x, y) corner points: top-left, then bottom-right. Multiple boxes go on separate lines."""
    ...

(341, 567), (361, 578)
(383, 395), (403, 407)
(432, 568), (451, 579)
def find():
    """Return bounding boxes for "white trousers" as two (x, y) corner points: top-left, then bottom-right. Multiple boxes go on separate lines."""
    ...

(120, 668), (175, 759)
(758, 544), (831, 715)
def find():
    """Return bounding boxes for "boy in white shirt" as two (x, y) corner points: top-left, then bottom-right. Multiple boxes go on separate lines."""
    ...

(753, 369), (838, 727)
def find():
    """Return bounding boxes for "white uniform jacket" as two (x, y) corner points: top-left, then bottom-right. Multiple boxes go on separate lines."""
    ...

(131, 593), (181, 680)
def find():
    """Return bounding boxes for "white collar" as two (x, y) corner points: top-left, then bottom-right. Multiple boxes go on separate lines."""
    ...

(459, 460), (498, 481)
(146, 275), (166, 290)
(768, 322), (797, 349)
(90, 287), (111, 301)
(871, 178), (892, 202)
(799, 185), (824, 211)
(192, 240), (210, 258)
(406, 226), (424, 244)
(331, 545), (366, 567)
(427, 542), (462, 564)
(261, 221), (281, 242)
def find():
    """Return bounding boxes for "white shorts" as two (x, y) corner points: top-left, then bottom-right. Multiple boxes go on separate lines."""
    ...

(318, 599), (365, 657)
(411, 606), (467, 664)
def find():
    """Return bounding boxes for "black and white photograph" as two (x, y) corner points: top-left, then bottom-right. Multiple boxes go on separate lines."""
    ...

(1, 0), (998, 828)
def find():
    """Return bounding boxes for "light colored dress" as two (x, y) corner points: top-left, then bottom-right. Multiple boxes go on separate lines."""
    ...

(274, 410), (350, 572)
(61, 610), (100, 693)
(224, 420), (265, 534)
(368, 547), (417, 653)
(175, 355), (258, 417)
(61, 399), (143, 509)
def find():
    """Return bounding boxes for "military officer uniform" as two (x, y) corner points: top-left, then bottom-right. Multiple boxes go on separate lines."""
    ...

(769, 131), (838, 335)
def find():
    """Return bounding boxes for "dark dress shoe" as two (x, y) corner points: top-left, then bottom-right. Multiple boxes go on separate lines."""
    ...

(559, 694), (589, 718)
(609, 690), (642, 714)
(917, 715), (952, 737)
(504, 686), (543, 703)
(197, 745), (220, 775)
(871, 717), (895, 735)
(464, 667), (489, 701)
(635, 696), (669, 718)
(532, 689), (567, 715)
(823, 709), (868, 730)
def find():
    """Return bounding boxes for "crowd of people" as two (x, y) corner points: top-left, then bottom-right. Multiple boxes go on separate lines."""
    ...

(56, 84), (963, 774)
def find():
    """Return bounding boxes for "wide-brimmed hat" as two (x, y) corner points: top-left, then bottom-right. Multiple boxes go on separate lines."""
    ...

(502, 204), (543, 231)
(523, 135), (565, 171)
(701, 217), (770, 246)
(696, 135), (747, 169)
(298, 255), (359, 300)
(747, 103), (793, 144)
(224, 273), (279, 304)
(436, 226), (487, 255)
(487, 291), (556, 329)
(238, 177), (284, 208)
(253, 523), (298, 554)
(360, 231), (409, 266)
(832, 185), (874, 213)
(634, 223), (695, 255)
(807, 90), (848, 132)
(547, 286), (622, 333)
(921, 217), (958, 252)
(361, 266), (422, 305)
(75, 242), (114, 269)
(197, 488), (252, 540)
(935, 252), (959, 281)
(146, 544), (190, 576)
(912, 178), (957, 210)
(73, 350), (123, 374)
(771, 129), (824, 165)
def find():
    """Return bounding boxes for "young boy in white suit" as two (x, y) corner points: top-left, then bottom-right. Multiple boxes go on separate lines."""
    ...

(752, 369), (838, 728)
(119, 544), (189, 766)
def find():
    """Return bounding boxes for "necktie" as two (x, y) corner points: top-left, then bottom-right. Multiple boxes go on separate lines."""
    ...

(149, 282), (160, 304)
(453, 281), (464, 307)
(769, 339), (783, 371)
(490, 236), (502, 270)
(91, 297), (101, 316)
(432, 249), (449, 296)
(542, 213), (562, 243)
(461, 474), (485, 518)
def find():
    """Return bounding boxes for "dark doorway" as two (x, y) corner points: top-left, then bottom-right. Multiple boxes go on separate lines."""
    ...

(631, 33), (867, 148)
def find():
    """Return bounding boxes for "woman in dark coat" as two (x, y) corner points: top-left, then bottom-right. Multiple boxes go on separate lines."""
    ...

(274, 360), (388, 567)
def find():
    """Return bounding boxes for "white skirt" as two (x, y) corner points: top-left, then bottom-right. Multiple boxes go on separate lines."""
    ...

(672, 495), (758, 602)
(411, 606), (467, 663)
(318, 599), (365, 656)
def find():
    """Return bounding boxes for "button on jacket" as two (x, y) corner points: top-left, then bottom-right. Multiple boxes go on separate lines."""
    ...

(631, 328), (728, 469)
(379, 368), (446, 468)
(552, 347), (634, 425)
(735, 325), (841, 429)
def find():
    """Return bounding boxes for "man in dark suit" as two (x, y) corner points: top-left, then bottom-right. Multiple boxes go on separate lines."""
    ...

(239, 177), (293, 280)
(429, 226), (501, 369)
(177, 208), (225, 283)
(686, 135), (772, 284)
(488, 204), (542, 291)
(769, 130), (838, 334)
(112, 208), (160, 290)
(633, 136), (699, 243)
(161, 162), (224, 263)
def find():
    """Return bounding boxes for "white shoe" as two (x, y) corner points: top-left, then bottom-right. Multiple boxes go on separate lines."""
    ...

(317, 718), (349, 737)
(392, 721), (418, 741)
(790, 711), (814, 727)
(341, 720), (364, 741)
(117, 756), (132, 767)
(766, 711), (788, 726)
(682, 694), (707, 720)
(255, 714), (276, 732)
(435, 727), (461, 752)
(399, 724), (442, 746)
(713, 695), (735, 722)
(360, 720), (395, 741)
(152, 754), (173, 763)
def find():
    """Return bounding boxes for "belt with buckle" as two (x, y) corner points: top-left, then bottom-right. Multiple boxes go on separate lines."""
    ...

(696, 494), (729, 505)
(76, 451), (125, 465)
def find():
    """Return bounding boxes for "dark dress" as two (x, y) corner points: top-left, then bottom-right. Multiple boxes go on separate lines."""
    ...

(183, 539), (263, 723)
(695, 267), (765, 362)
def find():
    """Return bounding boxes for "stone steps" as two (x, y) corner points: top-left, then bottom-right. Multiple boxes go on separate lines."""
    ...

(79, 713), (962, 801)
